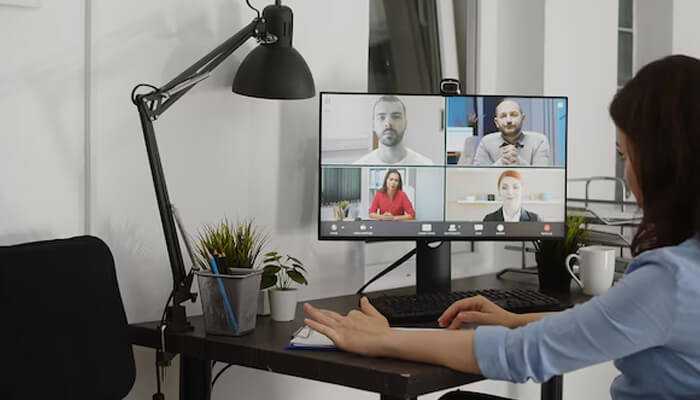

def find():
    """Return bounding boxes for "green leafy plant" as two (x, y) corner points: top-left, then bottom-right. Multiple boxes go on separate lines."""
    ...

(563, 214), (588, 255)
(261, 251), (308, 290)
(333, 200), (350, 221)
(535, 214), (589, 291)
(195, 218), (269, 272)
(536, 214), (588, 258)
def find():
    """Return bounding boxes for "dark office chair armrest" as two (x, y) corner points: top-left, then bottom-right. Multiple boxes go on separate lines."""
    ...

(439, 390), (515, 400)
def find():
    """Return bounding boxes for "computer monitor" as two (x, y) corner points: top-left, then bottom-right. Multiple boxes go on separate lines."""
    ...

(318, 92), (567, 292)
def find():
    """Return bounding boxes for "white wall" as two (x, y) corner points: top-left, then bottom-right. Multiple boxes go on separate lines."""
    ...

(415, 168), (445, 220)
(544, 0), (618, 200)
(477, 0), (545, 95)
(0, 1), (85, 244)
(636, 0), (673, 69)
(673, 0), (700, 57)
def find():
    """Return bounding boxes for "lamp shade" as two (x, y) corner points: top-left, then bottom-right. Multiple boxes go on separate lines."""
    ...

(233, 45), (315, 99)
(233, 3), (315, 99)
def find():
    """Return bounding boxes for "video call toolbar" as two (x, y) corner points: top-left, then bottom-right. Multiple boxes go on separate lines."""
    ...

(320, 221), (563, 239)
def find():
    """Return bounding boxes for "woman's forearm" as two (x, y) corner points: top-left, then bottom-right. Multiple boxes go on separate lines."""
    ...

(379, 329), (481, 374)
(515, 312), (554, 327)
(392, 213), (414, 221)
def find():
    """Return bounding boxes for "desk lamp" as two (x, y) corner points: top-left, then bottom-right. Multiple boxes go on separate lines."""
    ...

(131, 0), (315, 332)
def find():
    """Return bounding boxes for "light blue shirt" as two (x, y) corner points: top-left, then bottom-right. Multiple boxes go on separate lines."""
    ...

(474, 235), (700, 399)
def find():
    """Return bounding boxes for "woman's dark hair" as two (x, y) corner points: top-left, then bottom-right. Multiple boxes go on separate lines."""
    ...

(609, 55), (700, 255)
(379, 169), (403, 193)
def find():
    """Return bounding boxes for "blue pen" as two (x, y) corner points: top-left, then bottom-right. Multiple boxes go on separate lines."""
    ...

(208, 256), (239, 332)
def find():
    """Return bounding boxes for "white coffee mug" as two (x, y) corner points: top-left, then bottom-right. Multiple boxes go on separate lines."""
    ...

(565, 246), (616, 295)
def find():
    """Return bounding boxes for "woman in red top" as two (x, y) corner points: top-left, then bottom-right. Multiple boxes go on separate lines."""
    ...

(369, 169), (415, 221)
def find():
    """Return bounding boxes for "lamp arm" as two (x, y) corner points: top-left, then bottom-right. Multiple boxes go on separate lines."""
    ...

(134, 101), (187, 286)
(139, 17), (263, 120)
(132, 17), (264, 331)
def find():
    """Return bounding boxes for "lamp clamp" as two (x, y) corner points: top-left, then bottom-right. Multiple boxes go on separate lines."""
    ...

(173, 270), (197, 305)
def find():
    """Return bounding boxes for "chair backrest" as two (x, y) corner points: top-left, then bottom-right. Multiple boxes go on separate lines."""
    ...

(0, 236), (135, 400)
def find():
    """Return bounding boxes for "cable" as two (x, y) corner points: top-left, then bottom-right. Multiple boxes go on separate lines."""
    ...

(160, 288), (176, 326)
(244, 0), (261, 19)
(356, 248), (417, 294)
(212, 363), (235, 387)
(151, 274), (186, 400)
(154, 354), (162, 394)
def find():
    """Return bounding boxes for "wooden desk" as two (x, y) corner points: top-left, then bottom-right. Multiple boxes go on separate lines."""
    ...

(129, 272), (588, 400)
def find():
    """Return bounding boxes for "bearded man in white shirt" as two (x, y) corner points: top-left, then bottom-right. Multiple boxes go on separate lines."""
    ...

(354, 96), (433, 165)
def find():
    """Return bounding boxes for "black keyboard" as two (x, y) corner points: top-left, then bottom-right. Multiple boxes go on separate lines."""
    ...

(369, 288), (568, 325)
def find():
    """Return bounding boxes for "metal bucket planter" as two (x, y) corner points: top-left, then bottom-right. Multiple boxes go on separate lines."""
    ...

(196, 268), (262, 336)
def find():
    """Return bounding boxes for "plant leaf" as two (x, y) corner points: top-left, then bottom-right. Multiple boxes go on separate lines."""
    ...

(291, 263), (307, 272)
(263, 265), (281, 275)
(287, 270), (308, 286)
(260, 274), (277, 290)
(288, 256), (303, 265)
(264, 255), (282, 263)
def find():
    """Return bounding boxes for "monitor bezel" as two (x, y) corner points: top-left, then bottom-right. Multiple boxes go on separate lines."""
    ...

(317, 91), (569, 242)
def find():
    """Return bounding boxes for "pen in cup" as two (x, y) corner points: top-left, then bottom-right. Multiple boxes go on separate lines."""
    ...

(208, 252), (239, 332)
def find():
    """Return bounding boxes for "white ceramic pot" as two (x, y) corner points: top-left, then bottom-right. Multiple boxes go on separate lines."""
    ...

(257, 289), (271, 316)
(269, 288), (298, 322)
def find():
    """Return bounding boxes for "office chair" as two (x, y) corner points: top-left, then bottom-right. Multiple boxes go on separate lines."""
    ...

(0, 236), (135, 400)
(439, 390), (514, 400)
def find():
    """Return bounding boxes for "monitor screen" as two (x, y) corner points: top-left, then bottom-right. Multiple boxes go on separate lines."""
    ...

(318, 93), (567, 240)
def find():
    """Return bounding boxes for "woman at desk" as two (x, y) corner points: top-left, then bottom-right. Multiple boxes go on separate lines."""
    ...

(304, 55), (700, 399)
(368, 169), (415, 221)
(483, 170), (540, 222)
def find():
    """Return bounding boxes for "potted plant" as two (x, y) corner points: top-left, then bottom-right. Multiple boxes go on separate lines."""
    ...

(333, 200), (350, 221)
(195, 218), (268, 271)
(194, 218), (269, 336)
(535, 215), (588, 293)
(262, 251), (308, 322)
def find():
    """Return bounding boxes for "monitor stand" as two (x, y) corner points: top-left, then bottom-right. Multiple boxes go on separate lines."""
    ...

(416, 240), (451, 295)
(357, 240), (451, 295)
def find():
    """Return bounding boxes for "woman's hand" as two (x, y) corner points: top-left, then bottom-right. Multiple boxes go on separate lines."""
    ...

(303, 297), (393, 357)
(438, 295), (523, 329)
(305, 298), (484, 374)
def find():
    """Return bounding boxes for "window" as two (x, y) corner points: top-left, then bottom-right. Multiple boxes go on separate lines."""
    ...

(616, 0), (635, 200)
(321, 168), (361, 205)
(368, 0), (478, 93)
(617, 0), (635, 88)
(368, 0), (442, 93)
